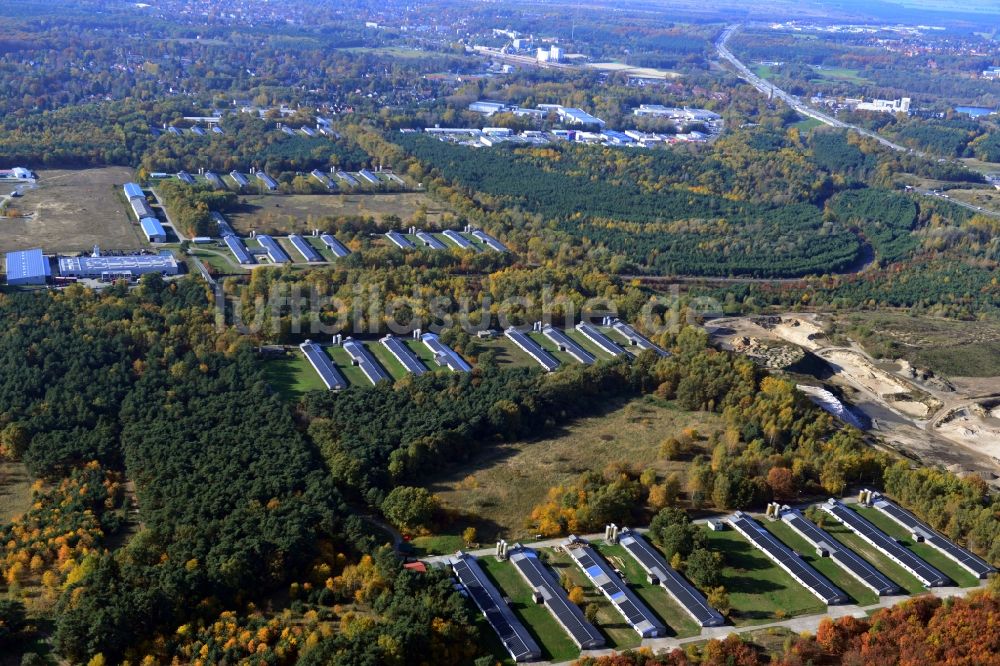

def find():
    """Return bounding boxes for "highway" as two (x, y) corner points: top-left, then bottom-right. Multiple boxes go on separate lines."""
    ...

(715, 25), (910, 154)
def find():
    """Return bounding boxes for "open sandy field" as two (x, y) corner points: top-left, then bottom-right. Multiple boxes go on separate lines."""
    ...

(817, 349), (932, 418)
(226, 192), (454, 234)
(586, 62), (681, 79)
(0, 167), (144, 254)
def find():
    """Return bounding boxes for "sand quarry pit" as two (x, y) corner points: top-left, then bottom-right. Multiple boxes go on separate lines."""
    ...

(772, 316), (827, 350)
(818, 349), (932, 418)
(935, 403), (1000, 460)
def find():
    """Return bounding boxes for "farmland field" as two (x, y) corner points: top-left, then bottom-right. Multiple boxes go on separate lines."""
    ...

(426, 395), (724, 542)
(261, 349), (328, 402)
(225, 192), (454, 234)
(0, 167), (145, 254)
(0, 460), (34, 525)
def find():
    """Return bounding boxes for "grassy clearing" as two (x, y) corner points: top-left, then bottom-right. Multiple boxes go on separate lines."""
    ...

(705, 527), (826, 625)
(810, 65), (871, 84)
(789, 117), (824, 132)
(261, 350), (326, 401)
(190, 247), (248, 274)
(547, 549), (642, 649)
(479, 556), (581, 662)
(529, 331), (580, 367)
(226, 192), (452, 234)
(367, 341), (412, 380)
(762, 519), (878, 606)
(477, 337), (542, 369)
(0, 460), (34, 525)
(425, 395), (723, 542)
(854, 506), (980, 588)
(325, 344), (372, 388)
(409, 534), (465, 557)
(566, 328), (617, 360)
(819, 519), (926, 594)
(406, 338), (438, 365)
(593, 543), (702, 638)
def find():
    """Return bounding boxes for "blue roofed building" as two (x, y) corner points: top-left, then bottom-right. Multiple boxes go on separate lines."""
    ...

(6, 248), (50, 285)
(123, 182), (144, 199)
(140, 217), (167, 243)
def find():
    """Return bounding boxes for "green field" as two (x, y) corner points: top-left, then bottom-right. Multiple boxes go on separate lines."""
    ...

(0, 460), (34, 525)
(833, 312), (1000, 378)
(810, 65), (871, 84)
(477, 337), (541, 369)
(753, 64), (776, 79)
(480, 556), (582, 662)
(565, 328), (617, 360)
(762, 519), (878, 606)
(326, 343), (375, 387)
(261, 350), (327, 401)
(367, 340), (411, 380)
(226, 192), (451, 234)
(593, 543), (702, 638)
(705, 527), (826, 625)
(409, 534), (464, 557)
(789, 117), (824, 132)
(854, 506), (980, 588)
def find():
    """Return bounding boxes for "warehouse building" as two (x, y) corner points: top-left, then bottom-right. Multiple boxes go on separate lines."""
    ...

(257, 235), (290, 263)
(5, 248), (50, 285)
(123, 182), (144, 199)
(320, 234), (351, 258)
(728, 511), (849, 604)
(421, 332), (471, 372)
(129, 196), (156, 221)
(140, 217), (167, 243)
(868, 492), (995, 579)
(507, 545), (605, 649)
(618, 528), (725, 627)
(58, 252), (179, 280)
(256, 172), (278, 191)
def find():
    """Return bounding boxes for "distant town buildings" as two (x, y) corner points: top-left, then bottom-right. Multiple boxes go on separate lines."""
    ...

(983, 66), (1000, 80)
(854, 97), (911, 113)
(468, 101), (604, 127)
(632, 105), (721, 123)
(536, 45), (562, 63)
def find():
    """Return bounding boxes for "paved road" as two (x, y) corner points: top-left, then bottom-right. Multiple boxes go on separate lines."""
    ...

(914, 187), (1000, 219)
(715, 25), (910, 154)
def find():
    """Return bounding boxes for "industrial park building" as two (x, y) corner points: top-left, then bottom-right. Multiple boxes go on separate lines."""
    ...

(58, 252), (179, 280)
(6, 248), (50, 285)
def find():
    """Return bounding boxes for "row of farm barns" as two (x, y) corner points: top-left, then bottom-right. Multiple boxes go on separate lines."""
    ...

(153, 122), (336, 140)
(444, 494), (993, 663)
(154, 167), (403, 193)
(295, 321), (665, 390)
(212, 210), (507, 268)
(214, 226), (505, 267)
